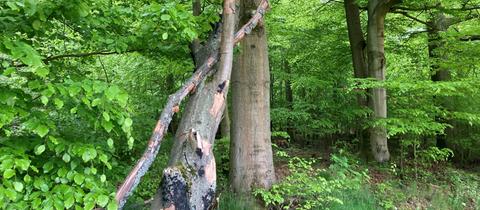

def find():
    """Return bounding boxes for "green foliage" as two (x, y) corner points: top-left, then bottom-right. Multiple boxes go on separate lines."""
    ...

(254, 152), (369, 209)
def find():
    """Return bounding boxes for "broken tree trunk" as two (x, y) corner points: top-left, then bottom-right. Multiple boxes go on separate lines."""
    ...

(150, 0), (236, 208)
(114, 0), (270, 209)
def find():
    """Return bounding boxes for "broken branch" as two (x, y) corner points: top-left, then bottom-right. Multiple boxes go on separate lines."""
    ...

(115, 0), (269, 208)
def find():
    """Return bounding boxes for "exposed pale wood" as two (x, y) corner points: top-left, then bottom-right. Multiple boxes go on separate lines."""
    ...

(115, 1), (270, 208)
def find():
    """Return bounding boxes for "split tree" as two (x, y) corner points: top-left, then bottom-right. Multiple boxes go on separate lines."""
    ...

(115, 0), (271, 209)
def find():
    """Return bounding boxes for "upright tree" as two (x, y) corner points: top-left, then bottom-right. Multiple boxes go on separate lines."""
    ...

(366, 0), (398, 162)
(344, 0), (369, 156)
(230, 0), (276, 192)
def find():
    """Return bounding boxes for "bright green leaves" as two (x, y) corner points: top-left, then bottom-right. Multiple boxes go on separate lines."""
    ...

(161, 14), (171, 21)
(163, 32), (169, 40)
(97, 194), (109, 207)
(34, 145), (46, 155)
(81, 148), (97, 162)
(34, 125), (49, 138)
(15, 159), (30, 171)
(1, 40), (46, 80)
(62, 153), (71, 163)
(73, 174), (85, 185)
(107, 138), (114, 149)
(12, 182), (24, 192)
(105, 85), (121, 101)
(3, 169), (15, 179)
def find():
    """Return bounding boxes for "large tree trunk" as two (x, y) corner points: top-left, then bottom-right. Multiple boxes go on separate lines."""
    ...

(230, 0), (276, 193)
(115, 1), (269, 208)
(367, 0), (390, 162)
(151, 0), (236, 209)
(344, 0), (369, 157)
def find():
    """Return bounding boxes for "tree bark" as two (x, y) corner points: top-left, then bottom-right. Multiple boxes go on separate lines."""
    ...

(115, 1), (269, 208)
(367, 0), (391, 162)
(428, 13), (451, 149)
(344, 0), (370, 157)
(151, 1), (236, 209)
(230, 0), (276, 193)
(220, 105), (230, 138)
(149, 1), (270, 209)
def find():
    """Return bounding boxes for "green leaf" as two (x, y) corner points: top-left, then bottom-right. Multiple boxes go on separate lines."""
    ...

(74, 174), (85, 185)
(62, 153), (71, 163)
(82, 149), (97, 162)
(97, 195), (109, 207)
(24, 174), (32, 183)
(54, 98), (64, 109)
(102, 120), (113, 133)
(161, 14), (171, 21)
(34, 125), (49, 137)
(100, 174), (106, 183)
(162, 32), (168, 40)
(105, 86), (120, 100)
(128, 137), (134, 149)
(3, 67), (15, 75)
(107, 201), (118, 210)
(4, 188), (17, 201)
(15, 159), (30, 171)
(91, 98), (102, 107)
(35, 144), (46, 155)
(40, 95), (49, 105)
(64, 194), (75, 209)
(34, 67), (49, 77)
(124, 118), (133, 128)
(117, 93), (128, 107)
(107, 138), (114, 149)
(102, 112), (110, 121)
(32, 20), (41, 30)
(3, 169), (15, 179)
(13, 181), (24, 192)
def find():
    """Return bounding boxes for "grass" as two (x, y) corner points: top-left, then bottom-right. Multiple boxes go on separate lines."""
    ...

(217, 191), (261, 210)
(328, 187), (380, 210)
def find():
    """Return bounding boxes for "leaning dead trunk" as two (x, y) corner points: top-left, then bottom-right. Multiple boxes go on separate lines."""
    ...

(150, 1), (235, 209)
(149, 1), (270, 209)
(367, 0), (391, 162)
(230, 0), (276, 193)
(115, 1), (269, 209)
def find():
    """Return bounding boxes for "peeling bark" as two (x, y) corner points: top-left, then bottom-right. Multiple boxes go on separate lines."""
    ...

(151, 1), (236, 208)
(151, 1), (270, 209)
(115, 1), (270, 208)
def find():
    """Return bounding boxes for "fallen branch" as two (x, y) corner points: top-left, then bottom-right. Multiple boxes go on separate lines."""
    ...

(115, 0), (269, 208)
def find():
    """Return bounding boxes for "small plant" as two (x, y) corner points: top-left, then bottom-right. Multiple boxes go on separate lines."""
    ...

(418, 146), (454, 165)
(254, 152), (369, 209)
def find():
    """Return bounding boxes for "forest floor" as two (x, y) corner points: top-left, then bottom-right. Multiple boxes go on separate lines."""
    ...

(218, 142), (480, 210)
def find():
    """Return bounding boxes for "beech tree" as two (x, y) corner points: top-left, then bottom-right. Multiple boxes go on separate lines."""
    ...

(230, 0), (276, 192)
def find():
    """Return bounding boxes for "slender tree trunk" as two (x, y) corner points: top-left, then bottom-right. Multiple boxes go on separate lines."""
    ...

(284, 57), (295, 140)
(367, 0), (390, 162)
(220, 105), (230, 138)
(151, 0), (236, 209)
(344, 0), (369, 157)
(428, 13), (451, 149)
(230, 0), (276, 193)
